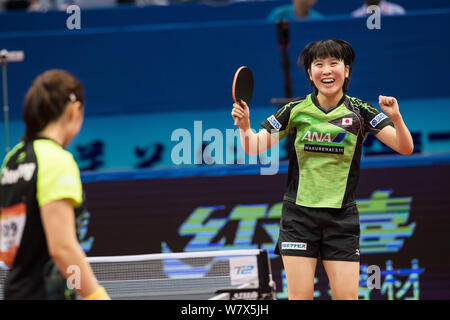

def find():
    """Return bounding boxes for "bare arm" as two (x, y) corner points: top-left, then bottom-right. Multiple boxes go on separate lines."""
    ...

(375, 95), (414, 155)
(231, 100), (280, 156)
(41, 199), (107, 299)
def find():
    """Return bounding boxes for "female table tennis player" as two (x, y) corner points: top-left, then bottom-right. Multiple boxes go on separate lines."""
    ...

(0, 69), (109, 300)
(231, 39), (413, 299)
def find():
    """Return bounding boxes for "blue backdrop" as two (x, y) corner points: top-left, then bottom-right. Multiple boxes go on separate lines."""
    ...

(0, 8), (449, 121)
(0, 4), (449, 170)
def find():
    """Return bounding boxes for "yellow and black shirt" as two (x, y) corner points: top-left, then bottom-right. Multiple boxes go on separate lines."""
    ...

(261, 92), (394, 209)
(0, 138), (83, 299)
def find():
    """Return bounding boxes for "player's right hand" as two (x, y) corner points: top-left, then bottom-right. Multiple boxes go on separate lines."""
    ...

(231, 100), (250, 130)
(84, 286), (111, 300)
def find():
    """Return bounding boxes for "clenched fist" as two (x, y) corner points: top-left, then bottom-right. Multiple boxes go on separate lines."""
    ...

(379, 95), (401, 121)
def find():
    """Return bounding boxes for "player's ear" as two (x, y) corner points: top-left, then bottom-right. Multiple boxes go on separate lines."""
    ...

(345, 65), (350, 79)
(307, 69), (313, 81)
(65, 101), (82, 121)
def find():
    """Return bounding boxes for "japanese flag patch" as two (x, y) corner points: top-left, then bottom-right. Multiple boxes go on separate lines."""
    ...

(342, 118), (353, 126)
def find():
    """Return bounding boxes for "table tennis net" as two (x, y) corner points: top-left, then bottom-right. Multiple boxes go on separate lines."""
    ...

(0, 267), (6, 300)
(0, 249), (275, 300)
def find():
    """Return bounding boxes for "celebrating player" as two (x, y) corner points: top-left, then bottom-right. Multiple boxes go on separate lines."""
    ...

(231, 39), (413, 299)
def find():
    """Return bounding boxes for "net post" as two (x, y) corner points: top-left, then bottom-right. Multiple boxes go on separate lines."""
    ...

(256, 249), (276, 300)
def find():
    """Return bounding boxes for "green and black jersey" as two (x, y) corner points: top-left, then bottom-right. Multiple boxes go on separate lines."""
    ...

(0, 138), (83, 299)
(261, 92), (394, 209)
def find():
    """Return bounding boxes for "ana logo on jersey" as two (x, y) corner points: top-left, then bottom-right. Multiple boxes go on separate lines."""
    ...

(301, 131), (347, 144)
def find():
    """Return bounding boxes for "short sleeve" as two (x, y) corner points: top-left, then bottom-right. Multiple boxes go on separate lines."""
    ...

(261, 102), (296, 141)
(358, 101), (394, 135)
(34, 140), (83, 208)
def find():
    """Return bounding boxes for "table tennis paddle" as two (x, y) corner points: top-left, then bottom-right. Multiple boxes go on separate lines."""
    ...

(232, 66), (254, 126)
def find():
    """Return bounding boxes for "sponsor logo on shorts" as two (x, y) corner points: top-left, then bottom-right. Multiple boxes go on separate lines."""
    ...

(267, 115), (281, 131)
(281, 242), (307, 250)
(370, 113), (388, 128)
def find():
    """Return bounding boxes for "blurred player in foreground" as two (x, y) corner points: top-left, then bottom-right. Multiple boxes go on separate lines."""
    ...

(0, 69), (110, 300)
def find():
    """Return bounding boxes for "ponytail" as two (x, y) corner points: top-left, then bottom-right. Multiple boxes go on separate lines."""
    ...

(22, 70), (84, 142)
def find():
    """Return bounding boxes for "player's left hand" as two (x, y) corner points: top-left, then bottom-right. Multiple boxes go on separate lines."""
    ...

(379, 95), (401, 121)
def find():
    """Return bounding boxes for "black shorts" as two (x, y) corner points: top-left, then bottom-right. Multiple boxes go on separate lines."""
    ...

(274, 200), (360, 262)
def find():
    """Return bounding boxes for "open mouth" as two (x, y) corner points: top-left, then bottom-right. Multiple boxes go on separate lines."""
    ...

(321, 78), (335, 85)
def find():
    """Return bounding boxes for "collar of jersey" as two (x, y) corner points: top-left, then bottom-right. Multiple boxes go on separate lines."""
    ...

(310, 91), (347, 114)
(34, 136), (63, 149)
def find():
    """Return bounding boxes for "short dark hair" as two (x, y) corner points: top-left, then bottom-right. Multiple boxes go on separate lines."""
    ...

(23, 69), (84, 142)
(298, 39), (355, 93)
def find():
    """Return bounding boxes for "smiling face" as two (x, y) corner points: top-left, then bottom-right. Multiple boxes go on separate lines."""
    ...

(299, 40), (355, 100)
(308, 57), (350, 98)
